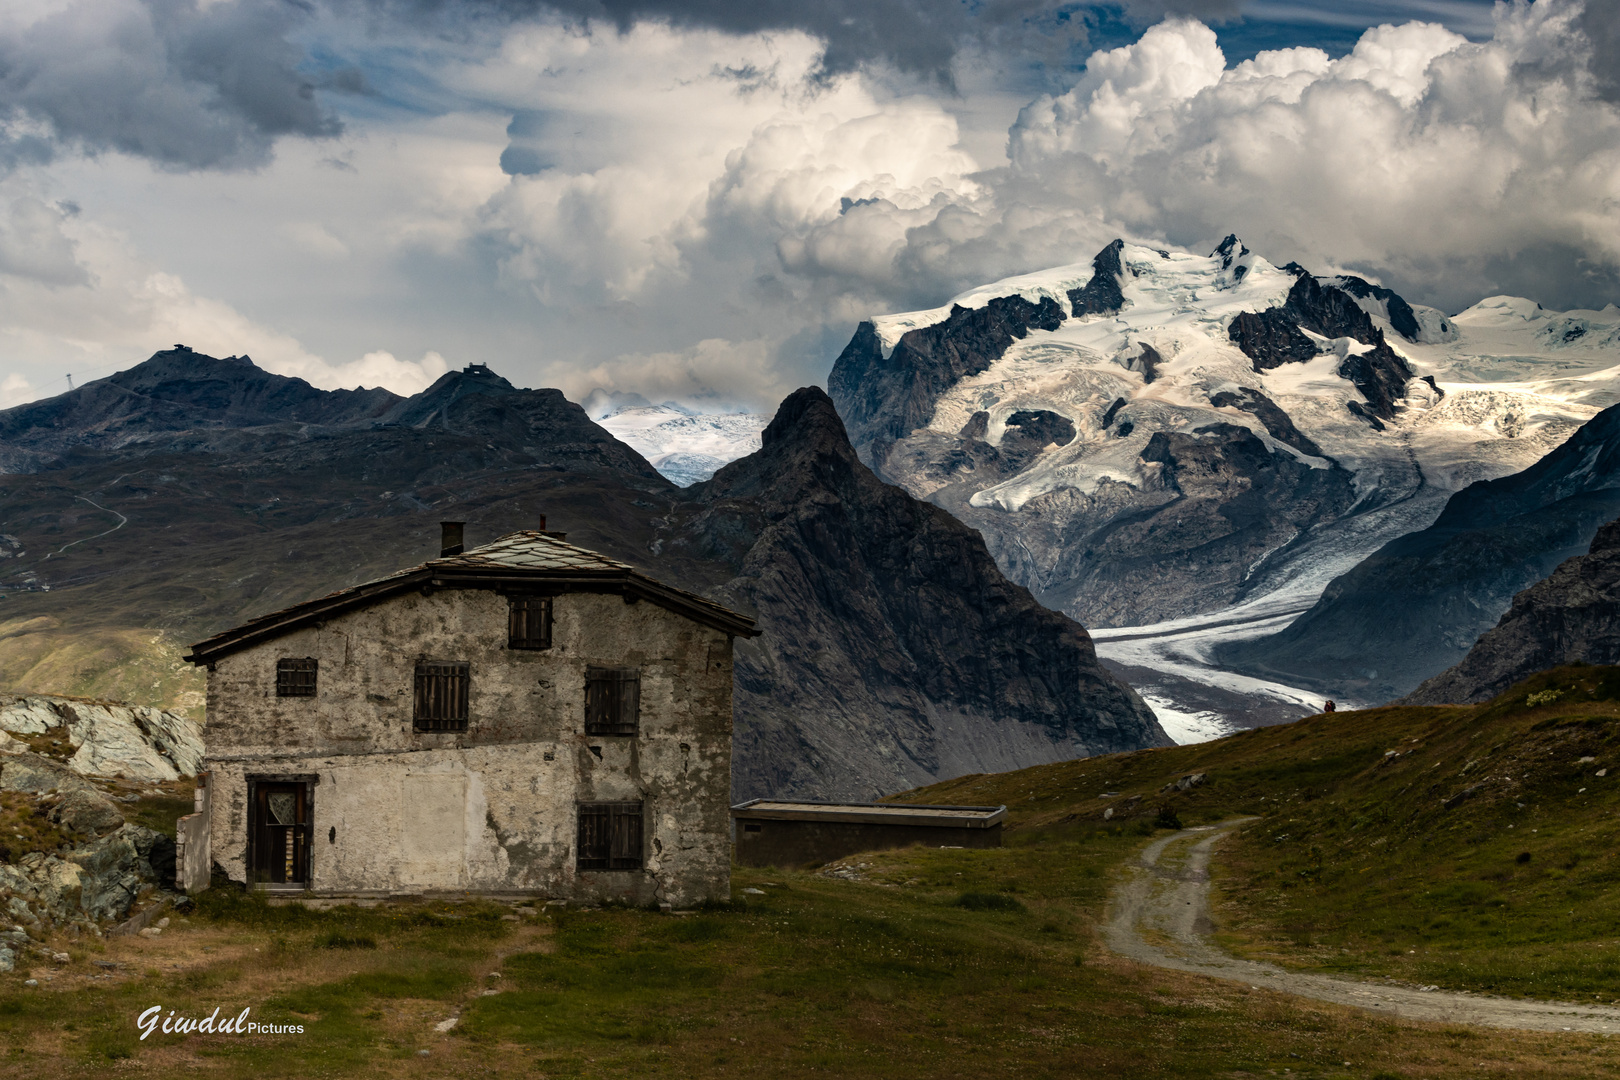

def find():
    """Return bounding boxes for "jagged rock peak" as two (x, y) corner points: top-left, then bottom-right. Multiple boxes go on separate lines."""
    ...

(1068, 239), (1128, 318)
(761, 386), (848, 450)
(1211, 234), (1250, 269)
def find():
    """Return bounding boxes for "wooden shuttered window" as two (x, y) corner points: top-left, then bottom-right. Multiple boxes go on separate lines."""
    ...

(276, 658), (317, 697)
(414, 661), (470, 732)
(576, 802), (644, 870)
(507, 595), (553, 650)
(584, 667), (640, 736)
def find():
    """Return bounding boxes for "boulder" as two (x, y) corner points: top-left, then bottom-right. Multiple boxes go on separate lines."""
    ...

(0, 754), (98, 795)
(0, 695), (202, 782)
(62, 703), (181, 781)
(49, 789), (126, 835)
(0, 697), (63, 735)
(68, 827), (150, 923)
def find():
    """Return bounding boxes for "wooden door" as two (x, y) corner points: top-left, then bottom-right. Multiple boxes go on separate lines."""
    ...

(251, 782), (310, 885)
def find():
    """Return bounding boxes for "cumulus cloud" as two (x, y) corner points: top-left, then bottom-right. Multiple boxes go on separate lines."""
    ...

(555, 336), (788, 410)
(0, 0), (346, 170)
(699, 0), (1620, 319)
(3, 0), (1616, 420)
(0, 185), (449, 400)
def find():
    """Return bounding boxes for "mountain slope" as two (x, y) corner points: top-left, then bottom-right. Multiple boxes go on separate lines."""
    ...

(0, 351), (1169, 797)
(1222, 403), (1620, 701)
(828, 238), (1612, 634)
(664, 387), (1168, 800)
(1401, 517), (1620, 704)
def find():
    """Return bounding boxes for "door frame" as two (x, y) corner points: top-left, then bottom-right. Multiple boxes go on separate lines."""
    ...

(246, 774), (319, 891)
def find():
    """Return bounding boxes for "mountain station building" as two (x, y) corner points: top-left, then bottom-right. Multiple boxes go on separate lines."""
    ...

(182, 523), (756, 908)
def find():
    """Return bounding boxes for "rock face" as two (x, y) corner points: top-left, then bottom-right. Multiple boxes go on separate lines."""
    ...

(825, 237), (1518, 631)
(1401, 518), (1620, 704)
(0, 823), (175, 930)
(828, 294), (1065, 450)
(1227, 267), (1415, 420)
(1221, 402), (1620, 701)
(0, 695), (202, 781)
(662, 387), (1169, 801)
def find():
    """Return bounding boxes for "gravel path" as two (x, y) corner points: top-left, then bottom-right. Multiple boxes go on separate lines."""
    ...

(1104, 820), (1620, 1033)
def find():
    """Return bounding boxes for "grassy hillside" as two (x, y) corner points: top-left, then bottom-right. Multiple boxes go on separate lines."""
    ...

(0, 616), (205, 720)
(4, 668), (1619, 1076)
(2, 831), (1613, 1078)
(902, 664), (1620, 1001)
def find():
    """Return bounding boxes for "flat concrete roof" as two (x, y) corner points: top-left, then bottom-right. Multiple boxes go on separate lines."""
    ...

(730, 799), (1006, 828)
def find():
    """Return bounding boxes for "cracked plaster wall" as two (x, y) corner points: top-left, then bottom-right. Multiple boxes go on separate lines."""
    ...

(203, 588), (734, 907)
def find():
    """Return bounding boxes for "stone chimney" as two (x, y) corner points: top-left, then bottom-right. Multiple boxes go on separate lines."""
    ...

(440, 521), (465, 557)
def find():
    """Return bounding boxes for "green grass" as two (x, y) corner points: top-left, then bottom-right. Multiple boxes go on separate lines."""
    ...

(4, 668), (1620, 1076)
(908, 663), (1620, 1002)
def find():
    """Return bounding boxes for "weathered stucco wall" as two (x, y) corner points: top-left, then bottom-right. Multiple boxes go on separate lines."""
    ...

(204, 587), (734, 907)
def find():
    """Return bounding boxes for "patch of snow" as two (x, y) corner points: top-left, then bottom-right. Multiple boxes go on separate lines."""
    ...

(594, 405), (768, 487)
(1136, 693), (1236, 745)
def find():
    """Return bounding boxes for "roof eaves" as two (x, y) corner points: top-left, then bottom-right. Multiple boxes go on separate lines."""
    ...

(186, 561), (757, 664)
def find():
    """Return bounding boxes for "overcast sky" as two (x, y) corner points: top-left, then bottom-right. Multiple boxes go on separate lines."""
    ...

(0, 0), (1614, 412)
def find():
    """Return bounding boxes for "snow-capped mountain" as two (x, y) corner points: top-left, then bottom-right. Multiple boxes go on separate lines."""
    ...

(585, 393), (769, 486)
(827, 237), (1620, 739)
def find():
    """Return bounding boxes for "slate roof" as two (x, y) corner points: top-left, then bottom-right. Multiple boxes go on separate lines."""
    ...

(186, 530), (756, 664)
(429, 530), (634, 573)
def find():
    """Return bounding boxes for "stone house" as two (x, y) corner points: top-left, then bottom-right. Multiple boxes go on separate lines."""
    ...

(182, 523), (756, 907)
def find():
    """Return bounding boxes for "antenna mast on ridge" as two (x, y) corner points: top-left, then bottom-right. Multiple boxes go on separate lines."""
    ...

(66, 373), (73, 390)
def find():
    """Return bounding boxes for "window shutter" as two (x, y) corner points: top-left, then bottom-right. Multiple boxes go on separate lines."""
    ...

(276, 658), (317, 697)
(584, 667), (640, 736)
(507, 596), (553, 650)
(577, 802), (643, 871)
(414, 661), (470, 732)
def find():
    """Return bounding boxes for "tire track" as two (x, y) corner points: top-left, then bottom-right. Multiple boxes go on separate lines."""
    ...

(1104, 820), (1620, 1033)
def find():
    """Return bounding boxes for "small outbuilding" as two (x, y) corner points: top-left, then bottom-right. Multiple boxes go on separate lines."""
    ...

(730, 799), (1006, 867)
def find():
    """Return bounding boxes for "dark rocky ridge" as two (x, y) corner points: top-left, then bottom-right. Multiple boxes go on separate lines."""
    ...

(1227, 272), (1415, 420)
(1331, 275), (1422, 341)
(1400, 518), (1620, 705)
(666, 388), (1168, 800)
(828, 295), (1065, 455)
(1207, 387), (1324, 458)
(1066, 239), (1128, 318)
(1220, 402), (1620, 702)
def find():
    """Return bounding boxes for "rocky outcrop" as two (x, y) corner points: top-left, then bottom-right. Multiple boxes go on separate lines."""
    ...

(0, 695), (202, 781)
(1067, 239), (1128, 318)
(662, 387), (1169, 801)
(1207, 387), (1325, 458)
(1227, 271), (1415, 420)
(1221, 402), (1620, 701)
(0, 823), (176, 947)
(1330, 274), (1422, 341)
(829, 295), (1065, 454)
(1401, 518), (1620, 704)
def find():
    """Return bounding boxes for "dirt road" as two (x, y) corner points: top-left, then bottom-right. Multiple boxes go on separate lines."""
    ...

(1105, 820), (1620, 1033)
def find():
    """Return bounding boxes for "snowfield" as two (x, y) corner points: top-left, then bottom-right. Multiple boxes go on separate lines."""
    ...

(858, 240), (1620, 742)
(590, 402), (769, 486)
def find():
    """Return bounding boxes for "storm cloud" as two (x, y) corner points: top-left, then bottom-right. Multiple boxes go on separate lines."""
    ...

(0, 0), (348, 170)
